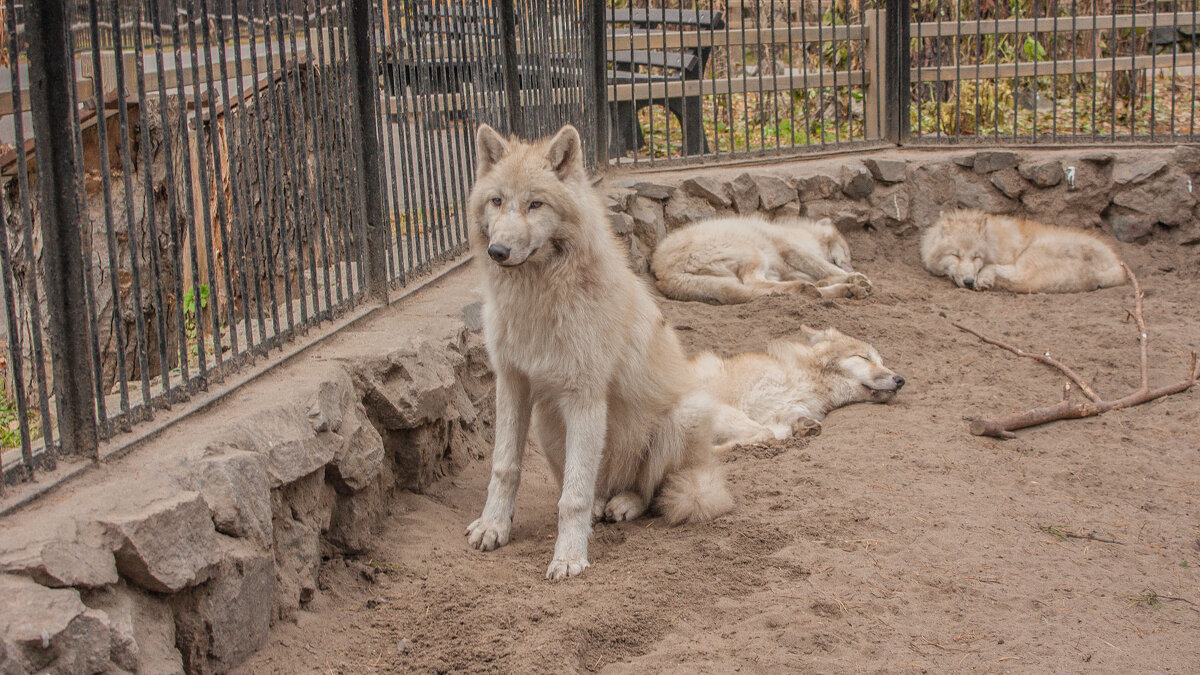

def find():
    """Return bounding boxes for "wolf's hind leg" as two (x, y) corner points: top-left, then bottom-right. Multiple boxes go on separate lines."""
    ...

(712, 403), (780, 452)
(602, 491), (646, 522)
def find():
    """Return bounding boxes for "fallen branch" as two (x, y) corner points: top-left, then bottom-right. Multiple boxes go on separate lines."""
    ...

(953, 265), (1200, 439)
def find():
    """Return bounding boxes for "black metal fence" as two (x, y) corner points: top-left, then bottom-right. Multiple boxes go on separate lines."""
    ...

(0, 0), (595, 488)
(3, 0), (1198, 489)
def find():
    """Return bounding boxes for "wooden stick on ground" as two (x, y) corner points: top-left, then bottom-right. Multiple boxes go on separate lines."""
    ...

(952, 264), (1200, 439)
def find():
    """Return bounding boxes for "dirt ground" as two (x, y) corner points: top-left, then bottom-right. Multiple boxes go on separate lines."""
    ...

(241, 225), (1200, 673)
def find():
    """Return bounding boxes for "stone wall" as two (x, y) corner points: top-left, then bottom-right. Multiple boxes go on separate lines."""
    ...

(0, 315), (494, 674)
(604, 146), (1200, 274)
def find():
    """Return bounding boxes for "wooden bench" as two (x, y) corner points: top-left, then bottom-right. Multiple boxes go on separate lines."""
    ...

(606, 8), (725, 157)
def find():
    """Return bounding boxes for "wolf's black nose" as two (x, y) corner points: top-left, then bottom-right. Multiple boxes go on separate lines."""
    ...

(963, 277), (975, 288)
(487, 244), (510, 263)
(893, 375), (906, 389)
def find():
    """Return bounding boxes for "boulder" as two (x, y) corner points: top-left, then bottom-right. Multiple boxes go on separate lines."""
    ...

(602, 186), (635, 212)
(989, 168), (1027, 199)
(794, 174), (842, 201)
(729, 173), (760, 214)
(607, 211), (634, 235)
(1107, 210), (1156, 242)
(354, 339), (471, 432)
(327, 405), (385, 494)
(868, 186), (911, 231)
(0, 539), (118, 589)
(681, 176), (732, 208)
(1111, 157), (1168, 186)
(971, 151), (1018, 173)
(863, 158), (907, 183)
(840, 164), (875, 199)
(752, 174), (797, 210)
(1017, 160), (1064, 187)
(179, 450), (273, 548)
(305, 374), (355, 433)
(1021, 159), (1112, 228)
(1111, 171), (1195, 227)
(101, 492), (221, 594)
(628, 196), (667, 245)
(906, 163), (957, 226)
(1172, 144), (1200, 174)
(207, 406), (341, 487)
(173, 541), (273, 675)
(612, 179), (676, 201)
(953, 171), (1017, 213)
(771, 202), (802, 219)
(664, 192), (718, 229)
(0, 575), (112, 674)
(83, 584), (183, 674)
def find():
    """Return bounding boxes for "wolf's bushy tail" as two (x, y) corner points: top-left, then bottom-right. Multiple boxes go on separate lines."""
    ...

(657, 463), (734, 525)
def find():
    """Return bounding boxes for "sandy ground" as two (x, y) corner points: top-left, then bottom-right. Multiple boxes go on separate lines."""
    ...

(240, 226), (1200, 673)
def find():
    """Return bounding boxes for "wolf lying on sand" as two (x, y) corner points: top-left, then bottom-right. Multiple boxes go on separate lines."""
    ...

(921, 209), (1127, 293)
(651, 215), (873, 304)
(692, 327), (905, 452)
(464, 124), (732, 580)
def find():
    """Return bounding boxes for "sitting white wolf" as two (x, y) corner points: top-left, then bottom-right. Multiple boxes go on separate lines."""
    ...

(921, 209), (1127, 293)
(651, 215), (873, 304)
(692, 327), (905, 452)
(465, 124), (732, 580)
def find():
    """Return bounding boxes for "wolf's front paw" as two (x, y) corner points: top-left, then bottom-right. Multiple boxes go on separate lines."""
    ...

(546, 556), (590, 580)
(846, 273), (873, 298)
(792, 417), (822, 437)
(972, 268), (995, 291)
(603, 492), (646, 522)
(465, 517), (511, 551)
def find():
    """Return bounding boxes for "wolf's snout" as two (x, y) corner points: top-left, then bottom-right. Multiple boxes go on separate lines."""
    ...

(892, 375), (905, 389)
(488, 244), (511, 263)
(963, 277), (975, 288)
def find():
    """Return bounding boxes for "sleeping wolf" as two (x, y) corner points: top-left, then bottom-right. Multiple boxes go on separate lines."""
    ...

(921, 209), (1127, 293)
(465, 124), (733, 580)
(692, 327), (905, 452)
(651, 215), (873, 304)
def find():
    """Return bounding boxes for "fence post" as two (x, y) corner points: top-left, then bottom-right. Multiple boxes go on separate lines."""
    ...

(497, 0), (523, 137)
(863, 9), (884, 141)
(349, 0), (389, 303)
(26, 2), (98, 459)
(587, 1), (609, 169)
(884, 0), (911, 144)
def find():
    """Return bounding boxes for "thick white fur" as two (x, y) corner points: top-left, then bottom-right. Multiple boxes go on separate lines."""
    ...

(920, 209), (1127, 293)
(693, 326), (905, 452)
(650, 215), (873, 304)
(464, 124), (732, 581)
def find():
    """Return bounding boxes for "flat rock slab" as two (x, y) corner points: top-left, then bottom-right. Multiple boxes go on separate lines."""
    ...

(101, 492), (221, 594)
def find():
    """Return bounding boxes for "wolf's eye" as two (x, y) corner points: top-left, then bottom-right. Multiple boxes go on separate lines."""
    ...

(490, 197), (502, 207)
(528, 200), (544, 210)
(855, 354), (871, 361)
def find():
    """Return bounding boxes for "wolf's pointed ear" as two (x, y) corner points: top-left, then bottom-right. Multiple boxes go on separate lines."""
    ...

(475, 124), (508, 178)
(800, 325), (823, 344)
(544, 125), (583, 180)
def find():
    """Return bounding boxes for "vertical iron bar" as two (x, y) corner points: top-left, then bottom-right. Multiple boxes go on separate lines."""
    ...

(26, 0), (99, 457)
(498, 0), (523, 135)
(0, 179), (33, 477)
(884, 0), (911, 142)
(302, 0), (338, 306)
(349, 0), (389, 302)
(589, 0), (609, 167)
(258, 0), (297, 336)
(271, 0), (311, 330)
(283, 0), (324, 319)
(316, 0), (353, 304)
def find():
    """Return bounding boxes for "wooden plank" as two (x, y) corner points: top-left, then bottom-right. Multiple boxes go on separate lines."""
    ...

(912, 50), (1198, 82)
(911, 11), (1200, 39)
(609, 69), (868, 102)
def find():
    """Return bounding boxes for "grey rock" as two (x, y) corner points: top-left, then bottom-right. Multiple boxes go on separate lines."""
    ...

(305, 375), (353, 433)
(0, 539), (118, 589)
(771, 202), (802, 219)
(623, 234), (651, 275)
(81, 586), (139, 673)
(794, 174), (841, 201)
(181, 450), (273, 548)
(863, 158), (907, 183)
(173, 541), (273, 675)
(91, 585), (183, 675)
(1108, 211), (1156, 242)
(0, 575), (112, 674)
(101, 492), (221, 594)
(803, 201), (870, 232)
(868, 186), (911, 230)
(1111, 171), (1196, 226)
(840, 164), (875, 200)
(461, 301), (483, 333)
(952, 154), (975, 168)
(328, 474), (390, 555)
(628, 196), (667, 245)
(355, 339), (471, 432)
(729, 173), (760, 214)
(602, 187), (635, 212)
(607, 211), (635, 235)
(1178, 221), (1200, 245)
(989, 168), (1027, 199)
(1018, 160), (1064, 187)
(664, 192), (718, 229)
(209, 406), (341, 487)
(328, 406), (385, 494)
(615, 180), (676, 201)
(752, 174), (796, 210)
(1080, 151), (1114, 164)
(1172, 144), (1200, 174)
(681, 176), (732, 208)
(972, 151), (1018, 174)
(1112, 157), (1168, 185)
(272, 515), (319, 620)
(953, 171), (1017, 213)
(907, 164), (957, 227)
